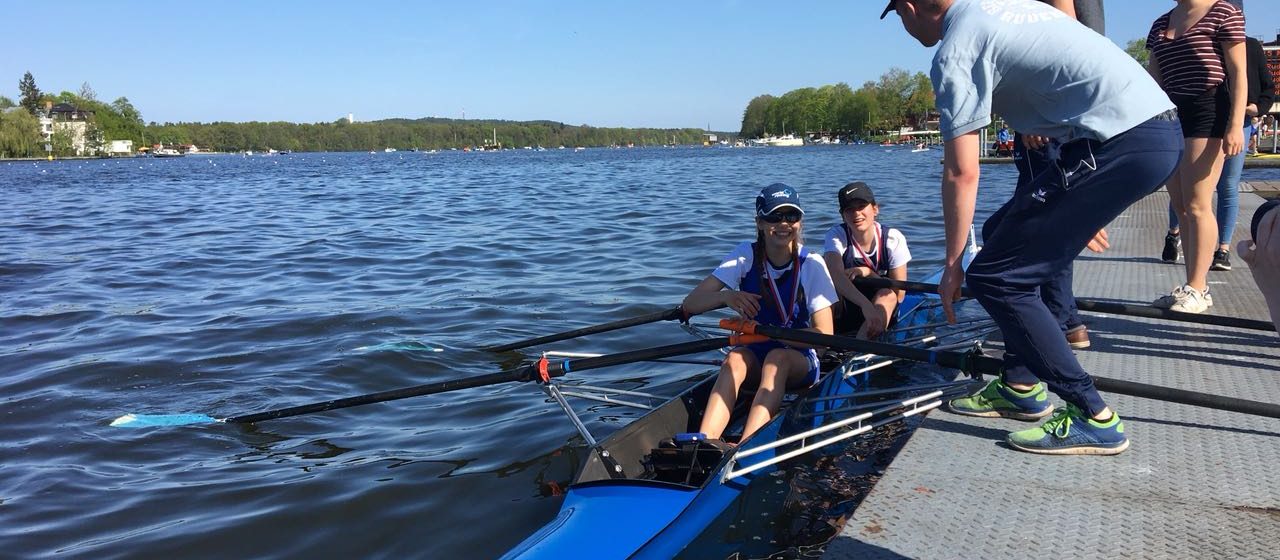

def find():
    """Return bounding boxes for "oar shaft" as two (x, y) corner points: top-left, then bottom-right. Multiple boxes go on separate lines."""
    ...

(732, 321), (1280, 420)
(854, 277), (1276, 332)
(483, 306), (684, 353)
(227, 368), (534, 423)
(1071, 299), (1274, 332)
(227, 336), (742, 425)
(1091, 377), (1280, 420)
(555, 337), (739, 373)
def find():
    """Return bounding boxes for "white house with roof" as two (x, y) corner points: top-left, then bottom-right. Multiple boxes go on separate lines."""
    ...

(44, 102), (96, 155)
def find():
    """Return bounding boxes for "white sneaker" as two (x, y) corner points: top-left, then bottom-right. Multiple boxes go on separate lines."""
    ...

(1168, 284), (1211, 313)
(1152, 286), (1183, 309)
(1153, 285), (1213, 310)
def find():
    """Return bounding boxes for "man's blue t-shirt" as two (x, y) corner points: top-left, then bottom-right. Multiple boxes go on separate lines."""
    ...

(932, 0), (1173, 143)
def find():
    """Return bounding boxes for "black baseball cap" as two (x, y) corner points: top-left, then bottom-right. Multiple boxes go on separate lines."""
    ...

(838, 181), (876, 210)
(880, 0), (897, 19)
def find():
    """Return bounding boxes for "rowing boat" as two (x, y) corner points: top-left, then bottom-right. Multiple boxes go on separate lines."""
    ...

(503, 240), (986, 559)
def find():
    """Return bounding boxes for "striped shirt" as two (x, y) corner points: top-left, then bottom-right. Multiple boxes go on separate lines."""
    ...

(1146, 1), (1245, 102)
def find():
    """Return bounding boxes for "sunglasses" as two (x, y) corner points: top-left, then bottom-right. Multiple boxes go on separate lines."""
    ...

(760, 211), (803, 224)
(842, 200), (872, 212)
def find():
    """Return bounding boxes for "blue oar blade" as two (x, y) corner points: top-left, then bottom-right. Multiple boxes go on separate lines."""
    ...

(109, 413), (220, 428)
(352, 340), (444, 353)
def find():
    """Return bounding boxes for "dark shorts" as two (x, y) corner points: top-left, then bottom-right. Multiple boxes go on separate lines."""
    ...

(832, 297), (898, 335)
(741, 340), (820, 387)
(1173, 86), (1229, 139)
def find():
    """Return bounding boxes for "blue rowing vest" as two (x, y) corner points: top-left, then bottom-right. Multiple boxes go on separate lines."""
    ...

(842, 223), (895, 300)
(841, 223), (891, 276)
(740, 243), (811, 328)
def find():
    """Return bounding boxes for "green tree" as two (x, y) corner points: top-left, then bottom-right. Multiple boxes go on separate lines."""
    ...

(1125, 38), (1149, 67)
(740, 94), (775, 138)
(0, 107), (43, 157)
(18, 71), (41, 115)
(50, 128), (75, 156)
(904, 72), (935, 127)
(83, 122), (104, 155)
(874, 68), (915, 128)
(825, 83), (855, 133)
(112, 96), (142, 124)
(0, 96), (14, 109)
(736, 68), (941, 140)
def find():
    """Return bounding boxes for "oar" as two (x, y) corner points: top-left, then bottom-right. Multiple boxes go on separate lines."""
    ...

(111, 334), (759, 429)
(854, 277), (1275, 332)
(482, 305), (686, 353)
(720, 319), (1280, 420)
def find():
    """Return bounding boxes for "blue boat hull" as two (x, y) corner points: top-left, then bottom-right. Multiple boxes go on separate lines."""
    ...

(504, 257), (979, 559)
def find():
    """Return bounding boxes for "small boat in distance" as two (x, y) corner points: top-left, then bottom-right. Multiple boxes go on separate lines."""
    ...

(758, 134), (804, 147)
(153, 147), (184, 158)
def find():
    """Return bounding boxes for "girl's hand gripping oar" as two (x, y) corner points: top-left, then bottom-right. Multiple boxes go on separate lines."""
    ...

(111, 334), (763, 429)
(482, 305), (687, 353)
(721, 319), (1280, 420)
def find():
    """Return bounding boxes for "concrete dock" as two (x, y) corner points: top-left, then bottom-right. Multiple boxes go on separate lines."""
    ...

(978, 154), (1280, 168)
(823, 190), (1280, 559)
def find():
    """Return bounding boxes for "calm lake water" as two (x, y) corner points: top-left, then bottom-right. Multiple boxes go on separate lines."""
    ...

(4, 147), (1277, 558)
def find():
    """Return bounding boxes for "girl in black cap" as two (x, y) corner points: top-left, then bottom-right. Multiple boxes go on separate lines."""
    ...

(822, 181), (912, 339)
(681, 183), (837, 444)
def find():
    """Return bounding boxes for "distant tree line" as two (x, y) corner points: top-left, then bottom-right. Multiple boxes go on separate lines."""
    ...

(740, 40), (1156, 141)
(144, 118), (713, 153)
(2, 71), (716, 157)
(740, 68), (935, 139)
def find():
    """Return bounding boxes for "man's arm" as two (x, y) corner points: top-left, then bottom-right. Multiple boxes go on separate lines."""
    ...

(939, 131), (981, 322)
(942, 132), (981, 267)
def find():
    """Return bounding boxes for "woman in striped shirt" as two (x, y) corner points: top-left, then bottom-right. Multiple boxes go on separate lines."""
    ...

(1146, 0), (1246, 313)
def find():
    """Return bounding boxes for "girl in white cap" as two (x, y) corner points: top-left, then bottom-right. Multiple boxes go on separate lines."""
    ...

(680, 183), (837, 444)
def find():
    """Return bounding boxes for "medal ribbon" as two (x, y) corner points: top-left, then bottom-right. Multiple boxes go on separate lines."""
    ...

(849, 223), (884, 272)
(762, 250), (802, 326)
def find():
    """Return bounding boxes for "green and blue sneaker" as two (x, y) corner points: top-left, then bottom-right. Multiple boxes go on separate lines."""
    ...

(946, 378), (1054, 421)
(1006, 404), (1129, 456)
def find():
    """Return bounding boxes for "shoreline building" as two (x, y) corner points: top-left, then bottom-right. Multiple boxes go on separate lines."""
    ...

(1264, 33), (1280, 114)
(41, 101), (96, 156)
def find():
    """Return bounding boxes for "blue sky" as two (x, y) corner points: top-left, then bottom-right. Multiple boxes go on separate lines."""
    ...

(4, 1), (1279, 131)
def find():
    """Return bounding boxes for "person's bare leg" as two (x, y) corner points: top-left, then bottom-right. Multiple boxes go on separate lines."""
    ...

(698, 349), (756, 440)
(1180, 137), (1225, 292)
(740, 349), (809, 441)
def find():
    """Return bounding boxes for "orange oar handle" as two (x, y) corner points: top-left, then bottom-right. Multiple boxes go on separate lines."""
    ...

(728, 333), (769, 345)
(719, 318), (759, 334)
